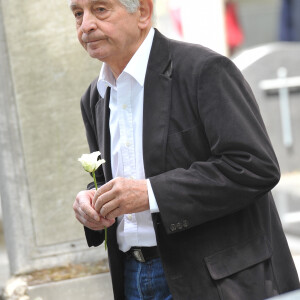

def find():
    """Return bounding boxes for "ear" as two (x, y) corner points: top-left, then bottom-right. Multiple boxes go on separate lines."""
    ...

(138, 0), (153, 29)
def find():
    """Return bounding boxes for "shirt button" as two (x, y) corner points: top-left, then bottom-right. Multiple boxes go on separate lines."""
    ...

(122, 104), (127, 110)
(125, 141), (130, 147)
(127, 214), (133, 221)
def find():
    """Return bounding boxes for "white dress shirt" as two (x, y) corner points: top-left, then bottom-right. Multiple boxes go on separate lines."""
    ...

(97, 28), (159, 252)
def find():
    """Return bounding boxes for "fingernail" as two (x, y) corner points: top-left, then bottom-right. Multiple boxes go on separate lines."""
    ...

(94, 215), (100, 221)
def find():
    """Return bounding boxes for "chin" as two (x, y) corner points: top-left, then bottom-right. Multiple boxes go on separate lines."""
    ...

(89, 54), (106, 62)
(87, 49), (106, 60)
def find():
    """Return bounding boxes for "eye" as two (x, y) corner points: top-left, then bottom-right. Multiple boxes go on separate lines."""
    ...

(73, 10), (83, 19)
(94, 6), (110, 17)
(97, 7), (106, 12)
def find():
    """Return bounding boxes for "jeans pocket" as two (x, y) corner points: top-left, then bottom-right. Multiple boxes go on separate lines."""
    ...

(204, 235), (279, 300)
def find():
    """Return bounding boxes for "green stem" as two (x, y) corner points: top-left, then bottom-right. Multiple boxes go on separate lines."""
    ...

(92, 171), (107, 251)
(105, 225), (107, 251)
(92, 171), (98, 190)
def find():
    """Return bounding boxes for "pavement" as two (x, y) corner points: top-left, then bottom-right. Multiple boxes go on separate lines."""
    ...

(0, 209), (10, 296)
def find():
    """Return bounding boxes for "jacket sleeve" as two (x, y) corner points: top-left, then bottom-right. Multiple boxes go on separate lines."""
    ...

(150, 55), (280, 234)
(80, 82), (105, 247)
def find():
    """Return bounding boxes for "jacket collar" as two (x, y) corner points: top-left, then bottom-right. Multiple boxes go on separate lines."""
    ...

(143, 29), (173, 177)
(94, 87), (113, 182)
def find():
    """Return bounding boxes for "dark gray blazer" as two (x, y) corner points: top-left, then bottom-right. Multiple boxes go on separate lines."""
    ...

(80, 29), (300, 299)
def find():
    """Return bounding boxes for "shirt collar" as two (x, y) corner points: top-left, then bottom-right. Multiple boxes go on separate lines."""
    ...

(97, 28), (155, 98)
(98, 63), (116, 98)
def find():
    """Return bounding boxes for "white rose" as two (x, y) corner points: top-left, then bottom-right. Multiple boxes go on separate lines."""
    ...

(78, 151), (105, 173)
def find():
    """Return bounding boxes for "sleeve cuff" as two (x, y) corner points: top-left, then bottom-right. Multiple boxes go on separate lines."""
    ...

(147, 179), (160, 213)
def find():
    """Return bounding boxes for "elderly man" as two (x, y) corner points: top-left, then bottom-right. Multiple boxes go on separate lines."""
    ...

(71, 0), (300, 299)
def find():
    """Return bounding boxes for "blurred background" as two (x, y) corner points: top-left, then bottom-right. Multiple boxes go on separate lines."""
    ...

(0, 0), (299, 299)
(156, 0), (300, 55)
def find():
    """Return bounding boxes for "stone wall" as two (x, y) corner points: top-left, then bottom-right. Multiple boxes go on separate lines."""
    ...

(0, 0), (105, 274)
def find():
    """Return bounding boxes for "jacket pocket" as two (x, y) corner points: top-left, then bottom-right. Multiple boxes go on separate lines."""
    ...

(204, 235), (279, 300)
(166, 123), (209, 170)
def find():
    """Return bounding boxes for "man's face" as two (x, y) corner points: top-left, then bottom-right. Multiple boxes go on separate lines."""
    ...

(70, 0), (141, 68)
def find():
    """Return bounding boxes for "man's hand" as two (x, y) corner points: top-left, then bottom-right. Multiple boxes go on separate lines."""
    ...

(92, 178), (149, 220)
(73, 190), (115, 230)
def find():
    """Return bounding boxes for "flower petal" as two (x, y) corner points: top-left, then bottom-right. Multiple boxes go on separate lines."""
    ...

(78, 152), (104, 172)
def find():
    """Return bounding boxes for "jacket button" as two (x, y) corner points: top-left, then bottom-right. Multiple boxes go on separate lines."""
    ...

(170, 224), (177, 232)
(176, 222), (183, 230)
(183, 220), (189, 228)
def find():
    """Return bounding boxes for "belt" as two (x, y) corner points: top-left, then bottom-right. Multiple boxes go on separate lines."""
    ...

(125, 246), (159, 263)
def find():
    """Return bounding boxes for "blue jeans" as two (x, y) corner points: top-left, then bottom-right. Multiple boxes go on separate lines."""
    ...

(124, 257), (173, 300)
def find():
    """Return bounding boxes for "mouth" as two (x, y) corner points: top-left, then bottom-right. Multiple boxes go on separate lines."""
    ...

(86, 39), (101, 43)
(82, 34), (106, 43)
(85, 38), (107, 49)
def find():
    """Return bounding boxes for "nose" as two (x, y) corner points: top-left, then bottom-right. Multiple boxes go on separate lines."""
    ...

(80, 11), (97, 34)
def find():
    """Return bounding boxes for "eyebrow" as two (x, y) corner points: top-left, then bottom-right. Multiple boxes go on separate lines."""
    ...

(69, 0), (110, 9)
(91, 0), (110, 3)
(69, 1), (78, 10)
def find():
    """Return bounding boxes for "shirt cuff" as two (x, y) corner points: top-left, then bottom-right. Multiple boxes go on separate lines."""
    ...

(146, 179), (160, 213)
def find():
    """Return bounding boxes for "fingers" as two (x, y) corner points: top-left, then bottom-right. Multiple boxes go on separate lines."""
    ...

(76, 203), (99, 223)
(74, 190), (99, 221)
(75, 210), (102, 230)
(100, 217), (116, 228)
(93, 179), (119, 215)
(102, 206), (122, 220)
(92, 180), (114, 208)
(73, 190), (104, 230)
(73, 190), (117, 230)
(75, 213), (115, 230)
(92, 178), (149, 219)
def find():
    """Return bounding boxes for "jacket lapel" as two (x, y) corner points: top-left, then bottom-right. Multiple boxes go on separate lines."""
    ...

(143, 30), (172, 178)
(94, 89), (119, 255)
(94, 87), (113, 182)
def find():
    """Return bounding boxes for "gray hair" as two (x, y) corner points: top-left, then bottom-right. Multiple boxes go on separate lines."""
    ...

(118, 0), (140, 13)
(68, 0), (141, 14)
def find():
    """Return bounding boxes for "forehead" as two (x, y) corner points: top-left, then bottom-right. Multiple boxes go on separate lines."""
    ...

(69, 0), (116, 8)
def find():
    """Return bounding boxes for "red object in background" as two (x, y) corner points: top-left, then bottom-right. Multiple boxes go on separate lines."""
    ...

(168, 0), (183, 37)
(225, 1), (244, 52)
(170, 7), (183, 37)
